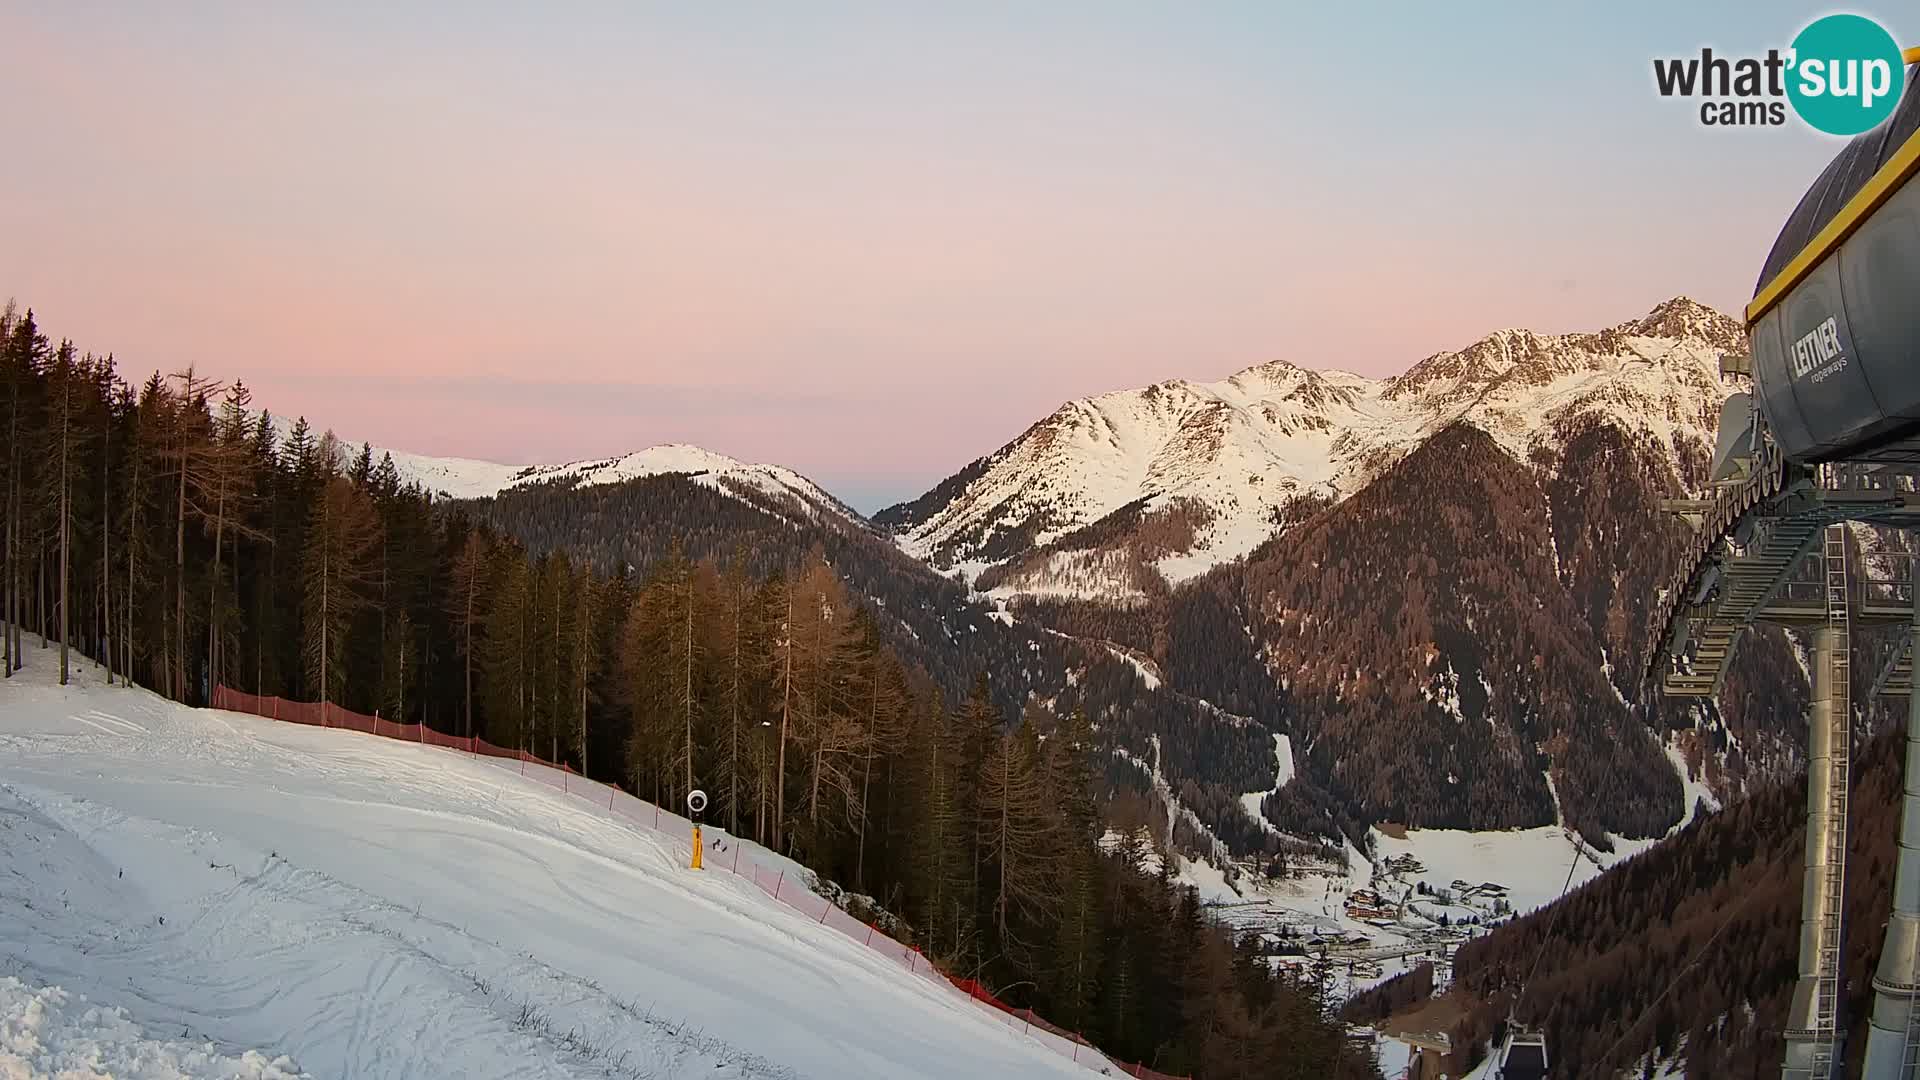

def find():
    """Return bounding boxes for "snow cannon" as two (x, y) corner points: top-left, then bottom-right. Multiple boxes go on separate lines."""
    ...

(1747, 51), (1920, 464)
(687, 789), (707, 871)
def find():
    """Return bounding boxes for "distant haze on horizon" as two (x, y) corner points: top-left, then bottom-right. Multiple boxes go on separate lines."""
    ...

(1, 2), (1885, 511)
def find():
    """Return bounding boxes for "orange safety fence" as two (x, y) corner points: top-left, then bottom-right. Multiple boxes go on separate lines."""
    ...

(210, 686), (1190, 1080)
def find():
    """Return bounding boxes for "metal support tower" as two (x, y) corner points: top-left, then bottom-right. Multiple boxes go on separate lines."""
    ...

(1785, 524), (1853, 1080)
(1864, 556), (1920, 1080)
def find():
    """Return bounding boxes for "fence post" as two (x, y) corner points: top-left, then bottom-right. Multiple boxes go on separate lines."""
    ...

(609, 787), (615, 812)
(1072, 1043), (1079, 1063)
(654, 804), (660, 828)
(865, 923), (874, 946)
(774, 871), (783, 900)
(732, 844), (741, 874)
(819, 903), (829, 925)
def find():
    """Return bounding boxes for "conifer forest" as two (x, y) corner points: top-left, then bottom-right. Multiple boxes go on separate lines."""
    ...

(0, 304), (1375, 1079)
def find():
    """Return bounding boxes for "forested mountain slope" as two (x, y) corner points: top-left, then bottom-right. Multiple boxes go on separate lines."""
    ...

(966, 300), (1813, 844)
(1360, 725), (1909, 1077)
(469, 469), (1309, 859)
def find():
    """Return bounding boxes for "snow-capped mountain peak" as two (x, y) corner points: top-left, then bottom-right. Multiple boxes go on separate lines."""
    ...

(505, 443), (852, 516)
(265, 412), (859, 526)
(881, 297), (1743, 602)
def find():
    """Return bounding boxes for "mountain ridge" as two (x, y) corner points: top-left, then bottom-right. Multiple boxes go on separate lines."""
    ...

(264, 409), (861, 529)
(881, 296), (1741, 604)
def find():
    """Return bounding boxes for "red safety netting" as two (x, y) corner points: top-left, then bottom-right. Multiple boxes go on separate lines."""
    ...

(210, 685), (1189, 1080)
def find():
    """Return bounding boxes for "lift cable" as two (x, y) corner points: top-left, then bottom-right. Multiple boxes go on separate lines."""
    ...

(1584, 882), (1764, 1078)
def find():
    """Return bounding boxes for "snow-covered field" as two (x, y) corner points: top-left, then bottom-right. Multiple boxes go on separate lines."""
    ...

(0, 657), (1106, 1079)
(1370, 826), (1597, 917)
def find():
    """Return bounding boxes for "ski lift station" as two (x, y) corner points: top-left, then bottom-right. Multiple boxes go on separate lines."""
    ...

(1649, 47), (1920, 1080)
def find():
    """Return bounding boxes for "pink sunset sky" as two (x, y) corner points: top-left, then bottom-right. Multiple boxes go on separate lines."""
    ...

(0, 3), (1878, 509)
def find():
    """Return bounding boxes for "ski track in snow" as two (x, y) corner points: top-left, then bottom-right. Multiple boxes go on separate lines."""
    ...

(1237, 734), (1293, 835)
(0, 660), (1102, 1080)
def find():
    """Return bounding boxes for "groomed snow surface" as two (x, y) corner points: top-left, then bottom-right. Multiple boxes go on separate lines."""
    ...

(0, 656), (1110, 1080)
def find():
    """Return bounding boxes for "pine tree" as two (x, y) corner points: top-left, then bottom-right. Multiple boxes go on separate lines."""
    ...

(953, 673), (999, 962)
(383, 607), (413, 722)
(4, 310), (50, 674)
(46, 341), (82, 683)
(541, 552), (574, 762)
(771, 571), (796, 851)
(301, 437), (382, 708)
(94, 357), (127, 684)
(782, 555), (855, 856)
(674, 553), (701, 799)
(122, 373), (170, 689)
(163, 366), (225, 701)
(480, 542), (531, 747)
(448, 530), (489, 738)
(571, 562), (597, 773)
(711, 554), (757, 836)
(910, 700), (965, 957)
(854, 628), (907, 893)
(1045, 707), (1103, 1028)
(205, 381), (264, 694)
(979, 722), (1059, 954)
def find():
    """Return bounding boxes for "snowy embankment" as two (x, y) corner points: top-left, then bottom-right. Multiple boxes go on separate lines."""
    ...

(0, 658), (1103, 1080)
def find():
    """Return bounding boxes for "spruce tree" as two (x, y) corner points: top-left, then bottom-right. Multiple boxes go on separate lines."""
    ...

(301, 438), (382, 709)
(448, 530), (489, 738)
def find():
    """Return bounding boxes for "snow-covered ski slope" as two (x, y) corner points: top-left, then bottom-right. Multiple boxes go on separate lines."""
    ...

(0, 659), (1114, 1079)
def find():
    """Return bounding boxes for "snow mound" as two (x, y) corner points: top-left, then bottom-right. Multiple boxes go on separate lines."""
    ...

(0, 976), (307, 1079)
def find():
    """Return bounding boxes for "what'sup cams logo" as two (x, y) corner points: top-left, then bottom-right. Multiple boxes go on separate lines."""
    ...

(1654, 13), (1908, 134)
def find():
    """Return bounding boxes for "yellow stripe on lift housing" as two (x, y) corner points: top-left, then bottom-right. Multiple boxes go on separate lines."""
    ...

(1747, 47), (1920, 328)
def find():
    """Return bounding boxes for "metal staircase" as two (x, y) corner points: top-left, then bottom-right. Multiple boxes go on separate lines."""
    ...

(1875, 629), (1915, 699)
(1661, 511), (1827, 697)
(1656, 459), (1920, 699)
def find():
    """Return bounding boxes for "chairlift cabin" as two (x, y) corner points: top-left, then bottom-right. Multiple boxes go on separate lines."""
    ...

(1748, 52), (1920, 466)
(1492, 1028), (1549, 1080)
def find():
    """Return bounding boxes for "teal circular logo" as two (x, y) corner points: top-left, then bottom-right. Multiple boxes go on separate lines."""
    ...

(1787, 14), (1906, 135)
